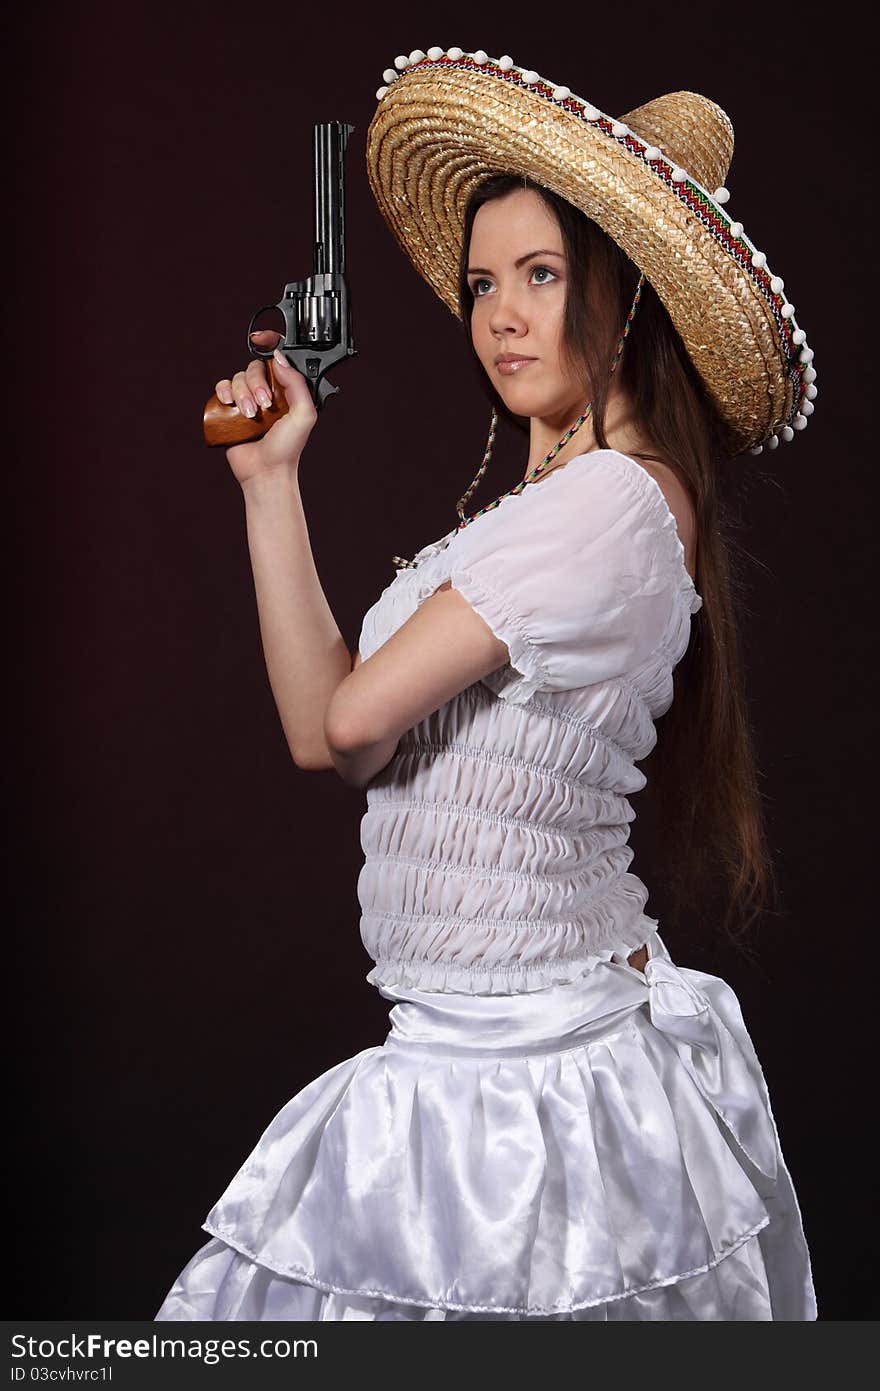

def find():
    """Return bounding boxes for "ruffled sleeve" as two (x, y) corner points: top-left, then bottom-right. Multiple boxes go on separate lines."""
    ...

(446, 450), (698, 705)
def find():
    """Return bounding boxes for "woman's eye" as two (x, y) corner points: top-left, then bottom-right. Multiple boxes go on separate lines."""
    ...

(470, 266), (558, 297)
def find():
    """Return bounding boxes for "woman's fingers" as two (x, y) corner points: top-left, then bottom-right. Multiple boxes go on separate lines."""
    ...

(229, 370), (256, 418)
(271, 349), (317, 419)
(245, 358), (273, 411)
(215, 349), (276, 416)
(237, 330), (280, 411)
(249, 328), (281, 350)
(222, 366), (264, 419)
(214, 372), (256, 412)
(214, 341), (317, 428)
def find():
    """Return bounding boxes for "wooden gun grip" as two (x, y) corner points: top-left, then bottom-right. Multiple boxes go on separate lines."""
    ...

(203, 361), (290, 447)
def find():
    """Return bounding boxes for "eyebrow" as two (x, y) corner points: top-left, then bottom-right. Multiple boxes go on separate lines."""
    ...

(466, 249), (565, 275)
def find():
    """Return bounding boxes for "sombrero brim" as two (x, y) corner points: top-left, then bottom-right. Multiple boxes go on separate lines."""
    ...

(366, 51), (815, 455)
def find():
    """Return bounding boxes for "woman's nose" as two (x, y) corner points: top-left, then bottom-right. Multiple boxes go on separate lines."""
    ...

(488, 286), (527, 336)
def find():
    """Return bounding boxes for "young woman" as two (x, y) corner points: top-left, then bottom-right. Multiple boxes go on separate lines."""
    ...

(156, 50), (818, 1320)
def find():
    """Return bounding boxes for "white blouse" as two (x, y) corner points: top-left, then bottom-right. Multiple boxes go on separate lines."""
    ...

(355, 449), (703, 994)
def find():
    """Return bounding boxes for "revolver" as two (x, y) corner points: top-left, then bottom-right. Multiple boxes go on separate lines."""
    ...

(203, 120), (357, 447)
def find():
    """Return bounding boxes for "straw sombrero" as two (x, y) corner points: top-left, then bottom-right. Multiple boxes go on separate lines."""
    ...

(366, 47), (817, 456)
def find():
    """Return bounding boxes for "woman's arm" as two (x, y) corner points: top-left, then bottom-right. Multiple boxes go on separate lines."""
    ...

(324, 582), (510, 789)
(224, 350), (511, 788)
(218, 344), (355, 772)
(241, 469), (510, 785)
(241, 466), (354, 770)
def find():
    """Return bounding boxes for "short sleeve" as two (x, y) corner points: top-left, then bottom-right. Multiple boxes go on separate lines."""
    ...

(446, 451), (692, 704)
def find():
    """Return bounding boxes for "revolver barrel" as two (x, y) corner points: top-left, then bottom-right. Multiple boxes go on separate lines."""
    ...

(314, 122), (347, 276)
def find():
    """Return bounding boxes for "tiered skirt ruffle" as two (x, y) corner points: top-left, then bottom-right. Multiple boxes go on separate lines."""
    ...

(155, 932), (816, 1321)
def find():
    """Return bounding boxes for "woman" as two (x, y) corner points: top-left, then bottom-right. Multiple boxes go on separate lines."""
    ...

(156, 50), (817, 1320)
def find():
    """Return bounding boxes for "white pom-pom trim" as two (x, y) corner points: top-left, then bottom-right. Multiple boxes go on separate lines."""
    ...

(427, 47), (444, 61)
(408, 49), (426, 63)
(800, 399), (815, 416)
(394, 54), (409, 69)
(643, 145), (662, 160)
(729, 221), (743, 237)
(792, 328), (806, 345)
(770, 276), (784, 293)
(376, 86), (388, 99)
(670, 166), (688, 182)
(553, 85), (571, 100)
(767, 434), (780, 449)
(781, 302), (795, 319)
(751, 251), (767, 269)
(781, 425), (795, 442)
(581, 102), (601, 120)
(521, 69), (539, 84)
(799, 346), (814, 364)
(792, 414), (808, 430)
(382, 68), (398, 83)
(611, 121), (630, 137)
(446, 46), (463, 60)
(713, 186), (730, 203)
(749, 444), (764, 454)
(803, 366), (817, 383)
(473, 49), (488, 64)
(499, 54), (514, 70)
(805, 384), (818, 399)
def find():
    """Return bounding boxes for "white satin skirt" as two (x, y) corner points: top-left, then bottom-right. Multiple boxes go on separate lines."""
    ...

(155, 931), (817, 1321)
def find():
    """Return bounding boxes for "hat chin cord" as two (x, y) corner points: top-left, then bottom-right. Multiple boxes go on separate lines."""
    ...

(392, 272), (645, 571)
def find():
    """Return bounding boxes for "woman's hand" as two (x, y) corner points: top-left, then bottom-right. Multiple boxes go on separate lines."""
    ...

(217, 330), (319, 487)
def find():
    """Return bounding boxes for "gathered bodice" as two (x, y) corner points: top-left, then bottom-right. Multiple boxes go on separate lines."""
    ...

(355, 449), (703, 995)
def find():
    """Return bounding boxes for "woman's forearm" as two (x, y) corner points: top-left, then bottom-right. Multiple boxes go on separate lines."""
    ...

(240, 466), (350, 769)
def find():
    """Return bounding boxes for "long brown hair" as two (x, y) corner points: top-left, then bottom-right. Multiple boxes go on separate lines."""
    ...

(457, 174), (779, 950)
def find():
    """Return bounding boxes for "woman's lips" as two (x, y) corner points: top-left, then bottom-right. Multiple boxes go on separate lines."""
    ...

(496, 358), (537, 376)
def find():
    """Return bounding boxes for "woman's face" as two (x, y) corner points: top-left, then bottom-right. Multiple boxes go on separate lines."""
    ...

(466, 187), (586, 421)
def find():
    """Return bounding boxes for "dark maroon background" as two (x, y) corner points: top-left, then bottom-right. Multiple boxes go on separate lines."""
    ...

(8, 0), (874, 1320)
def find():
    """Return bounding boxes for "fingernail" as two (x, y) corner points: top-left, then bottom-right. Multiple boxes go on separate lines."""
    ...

(256, 389), (272, 409)
(273, 348), (287, 366)
(242, 400), (256, 419)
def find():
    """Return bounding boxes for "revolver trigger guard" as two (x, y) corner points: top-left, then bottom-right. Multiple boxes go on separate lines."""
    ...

(246, 307), (284, 357)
